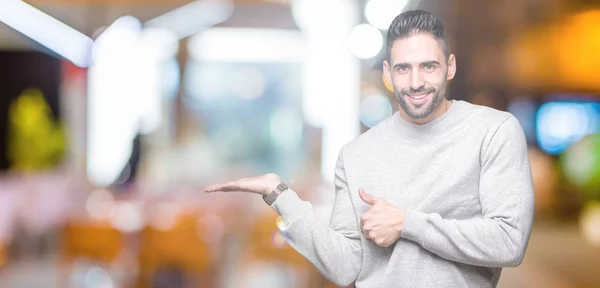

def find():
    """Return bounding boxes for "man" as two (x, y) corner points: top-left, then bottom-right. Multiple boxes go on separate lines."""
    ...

(205, 10), (534, 288)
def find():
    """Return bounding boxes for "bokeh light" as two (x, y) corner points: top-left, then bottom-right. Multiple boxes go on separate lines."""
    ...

(365, 0), (410, 30)
(275, 216), (290, 231)
(348, 24), (383, 59)
(291, 0), (357, 33)
(149, 202), (182, 231)
(580, 201), (600, 248)
(270, 230), (288, 249)
(84, 266), (114, 288)
(85, 189), (116, 220)
(360, 93), (393, 127)
(536, 101), (600, 155)
(561, 134), (600, 192)
(110, 202), (145, 233)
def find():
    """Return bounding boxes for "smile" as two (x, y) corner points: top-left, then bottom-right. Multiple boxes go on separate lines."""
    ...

(404, 92), (432, 105)
(407, 93), (430, 99)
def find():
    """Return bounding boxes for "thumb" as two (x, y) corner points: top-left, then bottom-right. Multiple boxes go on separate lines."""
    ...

(359, 188), (378, 205)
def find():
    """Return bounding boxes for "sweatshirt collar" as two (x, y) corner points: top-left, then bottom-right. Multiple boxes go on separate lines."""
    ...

(391, 99), (467, 139)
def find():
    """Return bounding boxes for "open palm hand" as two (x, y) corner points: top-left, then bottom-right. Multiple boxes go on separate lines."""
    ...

(204, 173), (281, 196)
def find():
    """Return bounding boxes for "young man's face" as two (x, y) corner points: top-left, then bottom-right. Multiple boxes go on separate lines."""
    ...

(384, 33), (456, 123)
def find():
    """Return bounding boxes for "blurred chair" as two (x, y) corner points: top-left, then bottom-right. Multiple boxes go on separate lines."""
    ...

(61, 220), (123, 263)
(239, 209), (328, 288)
(0, 242), (6, 268)
(60, 220), (124, 286)
(136, 212), (215, 288)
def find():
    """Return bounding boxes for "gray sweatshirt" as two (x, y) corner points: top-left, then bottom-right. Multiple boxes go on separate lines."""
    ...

(270, 99), (535, 288)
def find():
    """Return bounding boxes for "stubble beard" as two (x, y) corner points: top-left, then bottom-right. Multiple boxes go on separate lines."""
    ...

(395, 80), (447, 120)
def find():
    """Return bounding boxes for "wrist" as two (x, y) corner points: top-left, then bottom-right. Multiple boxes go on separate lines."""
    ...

(263, 181), (281, 196)
(394, 208), (407, 235)
(262, 173), (282, 196)
(262, 182), (289, 206)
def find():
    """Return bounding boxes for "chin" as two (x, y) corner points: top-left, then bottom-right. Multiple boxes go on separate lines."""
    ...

(408, 109), (433, 120)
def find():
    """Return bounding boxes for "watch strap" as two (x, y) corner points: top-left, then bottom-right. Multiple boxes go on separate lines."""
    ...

(263, 182), (289, 206)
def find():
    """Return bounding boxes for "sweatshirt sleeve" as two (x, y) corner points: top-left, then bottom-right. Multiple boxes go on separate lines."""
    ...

(270, 149), (362, 287)
(400, 116), (535, 267)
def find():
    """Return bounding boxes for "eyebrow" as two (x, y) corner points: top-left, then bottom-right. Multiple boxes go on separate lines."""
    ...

(392, 61), (441, 69)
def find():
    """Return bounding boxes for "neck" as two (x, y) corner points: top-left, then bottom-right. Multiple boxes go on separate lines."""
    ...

(398, 98), (452, 124)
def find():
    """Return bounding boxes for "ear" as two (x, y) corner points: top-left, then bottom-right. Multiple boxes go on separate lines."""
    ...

(383, 60), (393, 86)
(446, 54), (456, 80)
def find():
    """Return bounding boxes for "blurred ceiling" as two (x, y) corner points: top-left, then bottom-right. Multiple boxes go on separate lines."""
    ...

(4, 0), (599, 94)
(0, 0), (295, 49)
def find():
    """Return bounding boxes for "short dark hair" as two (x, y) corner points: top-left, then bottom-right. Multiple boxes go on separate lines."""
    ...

(386, 10), (450, 61)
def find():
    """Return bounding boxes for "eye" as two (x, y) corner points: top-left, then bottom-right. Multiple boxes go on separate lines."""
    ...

(395, 65), (409, 73)
(424, 64), (435, 71)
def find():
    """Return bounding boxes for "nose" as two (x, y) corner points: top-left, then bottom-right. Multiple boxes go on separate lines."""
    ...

(410, 69), (425, 90)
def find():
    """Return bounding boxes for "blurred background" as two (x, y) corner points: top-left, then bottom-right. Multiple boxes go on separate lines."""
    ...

(0, 0), (599, 287)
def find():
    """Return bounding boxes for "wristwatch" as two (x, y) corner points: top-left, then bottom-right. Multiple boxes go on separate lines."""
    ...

(263, 182), (289, 206)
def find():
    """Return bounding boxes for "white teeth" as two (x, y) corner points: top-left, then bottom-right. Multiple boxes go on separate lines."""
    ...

(409, 94), (427, 99)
